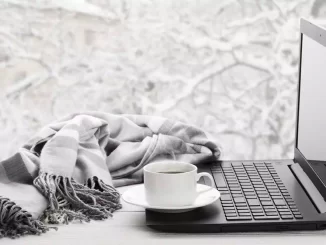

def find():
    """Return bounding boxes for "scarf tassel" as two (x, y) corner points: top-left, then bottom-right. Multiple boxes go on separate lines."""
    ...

(0, 197), (54, 239)
(33, 173), (122, 225)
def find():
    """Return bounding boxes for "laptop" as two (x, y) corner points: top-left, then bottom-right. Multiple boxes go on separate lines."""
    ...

(146, 18), (326, 232)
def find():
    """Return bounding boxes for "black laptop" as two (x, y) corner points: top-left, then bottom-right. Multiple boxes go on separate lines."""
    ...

(146, 18), (326, 232)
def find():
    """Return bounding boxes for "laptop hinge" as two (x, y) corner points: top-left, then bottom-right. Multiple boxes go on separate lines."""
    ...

(291, 163), (326, 213)
(294, 148), (326, 200)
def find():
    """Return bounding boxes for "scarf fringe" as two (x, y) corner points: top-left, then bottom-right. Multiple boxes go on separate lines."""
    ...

(0, 196), (54, 239)
(33, 173), (122, 225)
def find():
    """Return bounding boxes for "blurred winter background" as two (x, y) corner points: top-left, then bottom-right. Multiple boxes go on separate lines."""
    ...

(0, 0), (326, 161)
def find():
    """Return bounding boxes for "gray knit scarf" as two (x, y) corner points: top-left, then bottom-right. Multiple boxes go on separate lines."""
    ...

(0, 112), (220, 238)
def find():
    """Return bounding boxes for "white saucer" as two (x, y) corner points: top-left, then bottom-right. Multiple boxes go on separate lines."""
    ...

(122, 184), (220, 213)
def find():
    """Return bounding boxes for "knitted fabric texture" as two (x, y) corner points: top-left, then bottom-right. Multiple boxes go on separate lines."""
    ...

(0, 112), (220, 238)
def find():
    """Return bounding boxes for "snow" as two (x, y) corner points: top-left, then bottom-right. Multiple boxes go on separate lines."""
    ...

(0, 0), (326, 161)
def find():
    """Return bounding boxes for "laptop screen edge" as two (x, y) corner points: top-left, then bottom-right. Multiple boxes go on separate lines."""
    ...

(294, 18), (326, 199)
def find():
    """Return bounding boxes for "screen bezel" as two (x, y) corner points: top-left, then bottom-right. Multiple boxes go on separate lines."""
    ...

(295, 19), (326, 149)
(294, 19), (326, 200)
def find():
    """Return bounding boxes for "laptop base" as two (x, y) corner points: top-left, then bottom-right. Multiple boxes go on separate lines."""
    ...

(146, 160), (326, 232)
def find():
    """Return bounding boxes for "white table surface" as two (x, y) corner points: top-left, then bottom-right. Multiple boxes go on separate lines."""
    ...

(3, 185), (326, 245)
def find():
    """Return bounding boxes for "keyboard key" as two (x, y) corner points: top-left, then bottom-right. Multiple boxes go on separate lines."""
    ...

(225, 174), (236, 177)
(237, 207), (249, 210)
(256, 191), (268, 195)
(231, 162), (242, 166)
(257, 194), (269, 198)
(221, 195), (231, 201)
(274, 199), (286, 206)
(269, 190), (280, 193)
(244, 162), (255, 165)
(280, 212), (292, 216)
(261, 175), (272, 178)
(234, 197), (246, 203)
(259, 198), (272, 201)
(224, 171), (235, 175)
(237, 174), (248, 177)
(239, 213), (251, 217)
(214, 173), (227, 187)
(248, 199), (260, 206)
(251, 178), (261, 181)
(246, 196), (258, 199)
(281, 215), (293, 220)
(277, 208), (290, 212)
(253, 184), (265, 187)
(272, 197), (283, 200)
(229, 184), (241, 188)
(276, 205), (287, 209)
(266, 212), (279, 216)
(254, 215), (279, 220)
(221, 200), (233, 204)
(264, 207), (277, 211)
(246, 168), (257, 171)
(224, 210), (237, 214)
(245, 171), (256, 174)
(293, 213), (302, 217)
(226, 216), (252, 221)
(232, 194), (244, 197)
(244, 191), (255, 195)
(253, 213), (265, 216)
(223, 207), (236, 210)
(222, 204), (235, 207)
(270, 193), (282, 197)
(261, 201), (273, 206)
(265, 183), (276, 186)
(294, 215), (303, 219)
(220, 191), (230, 195)
(231, 191), (242, 194)
(238, 177), (249, 180)
(235, 171), (246, 174)
(240, 182), (251, 185)
(250, 206), (263, 210)
(235, 203), (247, 207)
(225, 213), (237, 217)
(224, 174), (236, 177)
(227, 180), (238, 183)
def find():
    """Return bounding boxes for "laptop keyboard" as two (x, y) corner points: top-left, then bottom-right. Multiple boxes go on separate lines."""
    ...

(211, 162), (303, 221)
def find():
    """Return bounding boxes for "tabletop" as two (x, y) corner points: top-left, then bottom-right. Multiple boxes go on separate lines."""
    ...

(2, 185), (326, 245)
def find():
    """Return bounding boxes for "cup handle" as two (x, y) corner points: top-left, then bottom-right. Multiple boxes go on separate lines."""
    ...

(196, 172), (215, 195)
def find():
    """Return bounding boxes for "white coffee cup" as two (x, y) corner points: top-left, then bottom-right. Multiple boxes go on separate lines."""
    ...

(143, 161), (215, 207)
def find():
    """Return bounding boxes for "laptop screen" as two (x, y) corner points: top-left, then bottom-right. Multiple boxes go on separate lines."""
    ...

(297, 33), (326, 162)
(296, 25), (326, 191)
